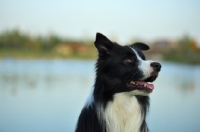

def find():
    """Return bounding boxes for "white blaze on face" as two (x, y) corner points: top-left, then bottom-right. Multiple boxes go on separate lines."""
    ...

(130, 47), (154, 80)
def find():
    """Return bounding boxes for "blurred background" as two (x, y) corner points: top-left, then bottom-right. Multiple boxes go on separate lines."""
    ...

(0, 0), (200, 132)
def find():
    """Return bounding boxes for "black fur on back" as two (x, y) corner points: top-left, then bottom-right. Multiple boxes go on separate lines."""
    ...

(75, 103), (106, 132)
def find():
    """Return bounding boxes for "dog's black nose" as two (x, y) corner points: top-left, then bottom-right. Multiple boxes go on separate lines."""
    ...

(151, 62), (161, 72)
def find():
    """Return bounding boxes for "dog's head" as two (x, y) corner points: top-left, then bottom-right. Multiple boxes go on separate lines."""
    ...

(95, 33), (161, 96)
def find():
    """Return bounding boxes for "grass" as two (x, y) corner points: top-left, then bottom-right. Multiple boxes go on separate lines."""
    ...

(1, 49), (200, 65)
(0, 49), (97, 59)
(163, 52), (200, 65)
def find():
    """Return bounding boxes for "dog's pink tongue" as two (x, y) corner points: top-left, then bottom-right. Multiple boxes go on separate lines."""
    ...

(136, 81), (154, 90)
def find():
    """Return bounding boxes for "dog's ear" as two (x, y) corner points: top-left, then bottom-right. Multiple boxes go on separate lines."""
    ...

(130, 42), (150, 50)
(94, 33), (113, 54)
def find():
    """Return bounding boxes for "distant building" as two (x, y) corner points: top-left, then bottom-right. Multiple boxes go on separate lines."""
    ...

(54, 43), (73, 56)
(151, 40), (173, 52)
(54, 42), (96, 57)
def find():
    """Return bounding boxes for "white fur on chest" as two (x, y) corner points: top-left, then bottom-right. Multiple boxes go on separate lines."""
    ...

(104, 92), (143, 132)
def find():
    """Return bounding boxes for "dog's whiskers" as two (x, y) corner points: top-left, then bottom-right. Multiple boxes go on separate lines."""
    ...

(132, 71), (139, 78)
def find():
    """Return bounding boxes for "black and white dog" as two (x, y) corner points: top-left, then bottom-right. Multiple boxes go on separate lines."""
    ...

(75, 33), (161, 132)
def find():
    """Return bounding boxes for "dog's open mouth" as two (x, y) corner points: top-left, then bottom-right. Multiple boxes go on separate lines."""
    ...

(127, 74), (158, 93)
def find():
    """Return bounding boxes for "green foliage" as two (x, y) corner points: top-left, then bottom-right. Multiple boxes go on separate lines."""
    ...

(0, 29), (97, 59)
(0, 29), (199, 64)
(163, 35), (200, 64)
(0, 29), (63, 51)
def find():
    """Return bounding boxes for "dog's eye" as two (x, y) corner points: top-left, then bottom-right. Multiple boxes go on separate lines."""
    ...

(124, 58), (133, 63)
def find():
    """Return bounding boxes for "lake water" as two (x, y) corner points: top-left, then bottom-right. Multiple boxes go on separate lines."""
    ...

(0, 59), (200, 132)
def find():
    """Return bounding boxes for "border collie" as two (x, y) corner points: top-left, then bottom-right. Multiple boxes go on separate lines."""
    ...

(75, 33), (161, 132)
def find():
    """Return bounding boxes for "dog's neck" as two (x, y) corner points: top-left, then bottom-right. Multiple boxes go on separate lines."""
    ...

(103, 92), (148, 132)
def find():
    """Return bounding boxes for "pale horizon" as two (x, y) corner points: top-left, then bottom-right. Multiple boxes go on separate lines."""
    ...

(0, 0), (200, 45)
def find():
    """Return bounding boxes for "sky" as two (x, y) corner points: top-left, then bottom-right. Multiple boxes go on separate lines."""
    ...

(0, 0), (200, 44)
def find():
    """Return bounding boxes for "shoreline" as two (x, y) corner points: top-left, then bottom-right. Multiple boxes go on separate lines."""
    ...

(0, 54), (200, 65)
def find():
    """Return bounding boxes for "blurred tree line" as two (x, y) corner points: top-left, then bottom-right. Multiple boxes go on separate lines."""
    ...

(0, 29), (63, 51)
(0, 29), (96, 59)
(0, 29), (199, 64)
(163, 35), (200, 64)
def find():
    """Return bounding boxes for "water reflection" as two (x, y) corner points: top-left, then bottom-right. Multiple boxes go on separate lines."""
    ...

(0, 59), (200, 132)
(0, 59), (95, 95)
